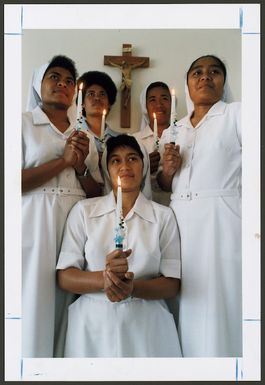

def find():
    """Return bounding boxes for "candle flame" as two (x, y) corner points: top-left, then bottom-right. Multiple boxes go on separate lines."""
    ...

(117, 176), (121, 187)
(79, 82), (83, 91)
(171, 88), (175, 96)
(103, 109), (106, 116)
(153, 112), (156, 119)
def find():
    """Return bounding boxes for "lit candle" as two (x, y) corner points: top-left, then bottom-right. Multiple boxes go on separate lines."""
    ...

(116, 176), (122, 217)
(76, 82), (83, 131)
(170, 88), (176, 126)
(153, 112), (159, 150)
(115, 176), (125, 249)
(100, 109), (106, 140)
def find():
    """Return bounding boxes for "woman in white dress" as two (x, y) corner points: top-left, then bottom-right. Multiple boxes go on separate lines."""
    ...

(133, 81), (175, 206)
(22, 55), (102, 357)
(56, 134), (182, 357)
(158, 55), (242, 357)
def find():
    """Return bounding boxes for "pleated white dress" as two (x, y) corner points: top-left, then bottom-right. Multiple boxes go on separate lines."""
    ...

(56, 192), (182, 357)
(22, 106), (101, 357)
(160, 100), (242, 357)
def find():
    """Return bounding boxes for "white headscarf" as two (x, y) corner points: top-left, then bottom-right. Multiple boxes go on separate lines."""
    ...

(26, 61), (77, 123)
(184, 59), (234, 115)
(139, 81), (177, 131)
(139, 83), (150, 131)
(101, 135), (152, 200)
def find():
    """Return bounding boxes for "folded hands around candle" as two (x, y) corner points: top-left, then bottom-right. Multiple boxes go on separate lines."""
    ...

(103, 248), (134, 302)
(67, 130), (90, 174)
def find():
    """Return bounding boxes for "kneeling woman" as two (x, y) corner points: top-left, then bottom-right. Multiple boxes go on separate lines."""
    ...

(56, 134), (182, 357)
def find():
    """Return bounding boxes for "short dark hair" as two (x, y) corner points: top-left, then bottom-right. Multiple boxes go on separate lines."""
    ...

(146, 81), (171, 97)
(187, 55), (227, 82)
(78, 71), (117, 106)
(43, 55), (78, 82)
(106, 134), (144, 165)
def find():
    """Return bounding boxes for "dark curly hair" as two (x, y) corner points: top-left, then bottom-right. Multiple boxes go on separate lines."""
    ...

(78, 71), (117, 107)
(106, 134), (144, 166)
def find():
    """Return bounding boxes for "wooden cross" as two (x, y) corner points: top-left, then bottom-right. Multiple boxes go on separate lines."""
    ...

(104, 44), (149, 128)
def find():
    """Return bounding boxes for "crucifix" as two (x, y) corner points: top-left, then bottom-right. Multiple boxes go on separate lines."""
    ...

(104, 43), (150, 128)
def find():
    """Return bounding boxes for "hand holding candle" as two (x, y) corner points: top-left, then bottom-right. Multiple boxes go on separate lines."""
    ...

(76, 82), (83, 131)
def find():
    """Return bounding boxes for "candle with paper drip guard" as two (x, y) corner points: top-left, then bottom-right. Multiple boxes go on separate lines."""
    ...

(114, 176), (126, 249)
(170, 88), (177, 143)
(75, 82), (83, 131)
(153, 112), (159, 150)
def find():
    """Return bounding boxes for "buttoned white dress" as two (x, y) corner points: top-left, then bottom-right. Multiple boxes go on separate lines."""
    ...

(160, 100), (242, 357)
(133, 125), (171, 206)
(56, 191), (182, 357)
(22, 106), (101, 357)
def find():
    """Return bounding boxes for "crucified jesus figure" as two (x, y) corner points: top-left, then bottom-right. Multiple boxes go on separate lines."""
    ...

(104, 44), (150, 128)
(107, 59), (148, 107)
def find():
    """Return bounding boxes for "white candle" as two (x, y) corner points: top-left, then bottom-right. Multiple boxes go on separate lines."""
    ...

(170, 88), (176, 126)
(116, 176), (122, 216)
(76, 82), (83, 130)
(153, 112), (158, 150)
(115, 176), (124, 249)
(100, 109), (106, 140)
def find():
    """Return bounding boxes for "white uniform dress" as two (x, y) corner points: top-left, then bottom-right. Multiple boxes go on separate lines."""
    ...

(133, 125), (171, 206)
(56, 191), (182, 357)
(160, 100), (242, 357)
(22, 106), (101, 357)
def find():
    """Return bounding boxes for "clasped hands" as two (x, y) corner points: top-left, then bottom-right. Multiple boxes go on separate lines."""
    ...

(63, 130), (90, 174)
(162, 143), (182, 176)
(103, 249), (134, 302)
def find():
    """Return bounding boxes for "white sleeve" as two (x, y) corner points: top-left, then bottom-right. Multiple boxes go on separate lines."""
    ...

(56, 201), (87, 270)
(236, 102), (241, 146)
(159, 207), (181, 279)
(84, 133), (104, 184)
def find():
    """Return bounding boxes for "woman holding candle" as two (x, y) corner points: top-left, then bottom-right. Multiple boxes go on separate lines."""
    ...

(133, 81), (174, 205)
(22, 55), (102, 358)
(77, 70), (118, 157)
(158, 55), (242, 357)
(56, 134), (182, 357)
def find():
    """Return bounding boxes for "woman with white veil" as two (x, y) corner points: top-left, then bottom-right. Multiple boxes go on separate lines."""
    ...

(22, 55), (102, 357)
(133, 81), (175, 205)
(56, 134), (182, 357)
(158, 55), (242, 357)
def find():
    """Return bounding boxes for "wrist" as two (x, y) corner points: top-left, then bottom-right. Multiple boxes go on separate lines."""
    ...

(76, 165), (89, 177)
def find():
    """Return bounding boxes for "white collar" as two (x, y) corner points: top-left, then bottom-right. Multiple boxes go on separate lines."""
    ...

(139, 125), (154, 139)
(177, 100), (228, 129)
(32, 105), (51, 125)
(31, 105), (74, 134)
(84, 191), (156, 223)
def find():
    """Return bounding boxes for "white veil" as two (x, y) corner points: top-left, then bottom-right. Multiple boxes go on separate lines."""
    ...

(26, 61), (77, 123)
(184, 57), (235, 115)
(101, 135), (152, 200)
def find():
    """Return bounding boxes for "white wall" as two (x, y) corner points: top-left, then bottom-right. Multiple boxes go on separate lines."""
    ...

(22, 29), (241, 133)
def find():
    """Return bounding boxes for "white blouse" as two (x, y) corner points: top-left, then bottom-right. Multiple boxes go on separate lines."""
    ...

(57, 191), (181, 280)
(22, 106), (102, 186)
